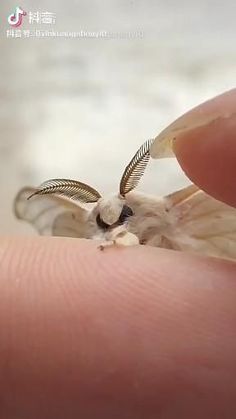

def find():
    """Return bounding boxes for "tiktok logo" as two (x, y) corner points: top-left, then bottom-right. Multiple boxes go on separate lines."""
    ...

(8, 6), (27, 27)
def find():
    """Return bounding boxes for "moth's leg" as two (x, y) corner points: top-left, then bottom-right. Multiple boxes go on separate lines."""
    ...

(110, 225), (139, 247)
(98, 240), (115, 251)
(98, 225), (139, 251)
(114, 231), (139, 246)
(97, 225), (124, 251)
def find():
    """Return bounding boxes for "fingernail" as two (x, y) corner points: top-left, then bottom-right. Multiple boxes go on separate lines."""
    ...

(150, 88), (236, 159)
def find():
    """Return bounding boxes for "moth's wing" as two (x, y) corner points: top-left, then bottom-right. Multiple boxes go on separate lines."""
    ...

(163, 184), (236, 260)
(14, 187), (91, 238)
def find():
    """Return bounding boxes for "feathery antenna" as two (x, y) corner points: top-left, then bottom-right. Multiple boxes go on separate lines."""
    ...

(28, 179), (101, 203)
(119, 139), (154, 196)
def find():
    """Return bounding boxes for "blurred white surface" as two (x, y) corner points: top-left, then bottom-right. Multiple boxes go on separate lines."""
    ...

(0, 0), (236, 234)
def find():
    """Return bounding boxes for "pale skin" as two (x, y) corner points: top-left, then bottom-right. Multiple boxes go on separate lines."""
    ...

(1, 89), (236, 419)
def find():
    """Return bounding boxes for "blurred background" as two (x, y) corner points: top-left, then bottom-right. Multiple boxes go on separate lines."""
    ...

(0, 0), (235, 234)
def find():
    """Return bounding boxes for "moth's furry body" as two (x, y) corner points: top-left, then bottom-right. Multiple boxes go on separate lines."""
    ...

(125, 192), (174, 243)
(14, 139), (236, 260)
(83, 192), (175, 247)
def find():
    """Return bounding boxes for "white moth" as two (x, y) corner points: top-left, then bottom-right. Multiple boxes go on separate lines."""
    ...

(14, 139), (236, 260)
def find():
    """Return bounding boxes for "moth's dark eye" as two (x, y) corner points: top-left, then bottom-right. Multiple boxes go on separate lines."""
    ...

(118, 205), (134, 224)
(96, 213), (110, 230)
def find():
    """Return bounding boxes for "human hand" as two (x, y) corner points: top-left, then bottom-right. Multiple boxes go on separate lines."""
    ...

(1, 89), (236, 419)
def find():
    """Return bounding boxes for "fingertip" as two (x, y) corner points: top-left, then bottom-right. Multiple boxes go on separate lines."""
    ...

(1, 237), (236, 418)
(166, 89), (236, 207)
(173, 113), (236, 207)
(151, 89), (236, 160)
(151, 89), (236, 206)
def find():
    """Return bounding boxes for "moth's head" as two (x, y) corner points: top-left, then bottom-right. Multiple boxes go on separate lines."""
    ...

(26, 140), (153, 232)
(94, 195), (134, 230)
(92, 139), (154, 230)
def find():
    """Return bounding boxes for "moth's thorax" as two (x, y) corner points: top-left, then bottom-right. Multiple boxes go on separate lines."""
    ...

(96, 194), (125, 225)
(125, 191), (176, 244)
(126, 191), (167, 218)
